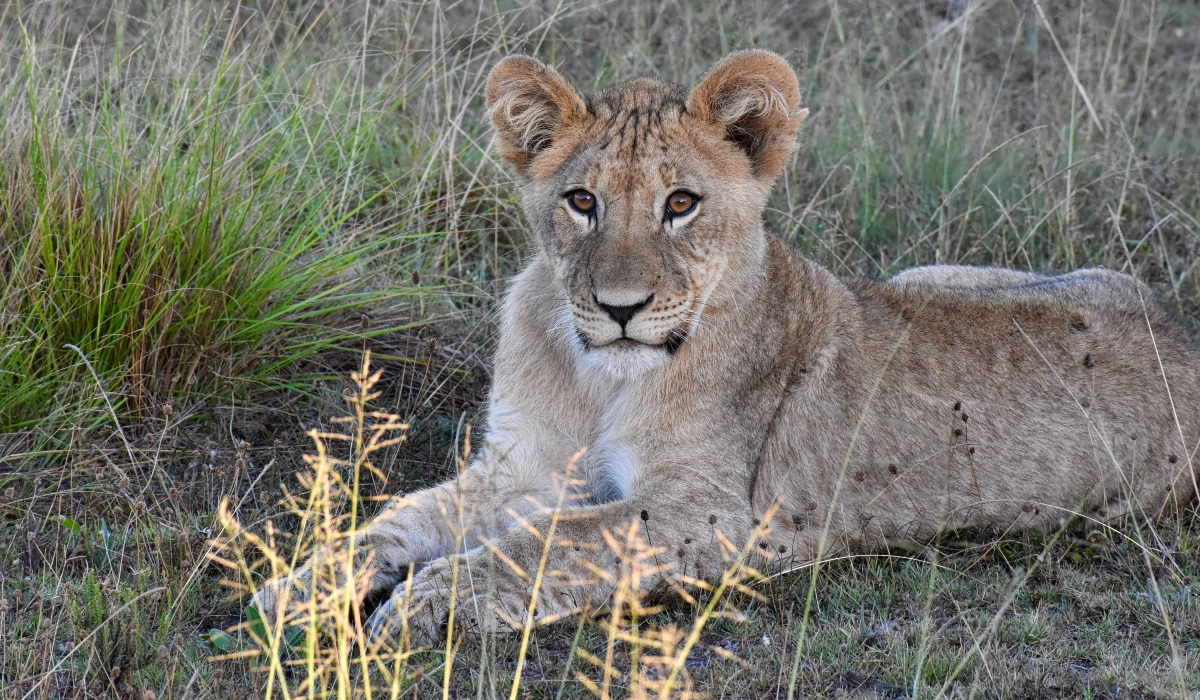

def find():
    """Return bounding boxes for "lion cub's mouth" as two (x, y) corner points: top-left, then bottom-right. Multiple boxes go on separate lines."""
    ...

(578, 328), (689, 355)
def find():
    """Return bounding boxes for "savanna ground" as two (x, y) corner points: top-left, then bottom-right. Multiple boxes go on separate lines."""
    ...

(1, 0), (1199, 698)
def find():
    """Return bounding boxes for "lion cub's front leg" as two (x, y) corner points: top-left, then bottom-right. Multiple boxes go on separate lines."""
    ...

(365, 466), (757, 646)
(252, 450), (572, 628)
(250, 479), (462, 625)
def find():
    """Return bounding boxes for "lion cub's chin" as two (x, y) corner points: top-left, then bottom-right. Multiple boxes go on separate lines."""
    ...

(580, 338), (672, 380)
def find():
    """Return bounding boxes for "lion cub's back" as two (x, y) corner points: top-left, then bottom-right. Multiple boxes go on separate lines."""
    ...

(888, 263), (1162, 303)
(889, 264), (1050, 290)
(882, 265), (1189, 346)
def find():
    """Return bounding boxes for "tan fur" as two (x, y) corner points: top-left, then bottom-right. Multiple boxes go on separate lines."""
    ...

(253, 51), (1200, 643)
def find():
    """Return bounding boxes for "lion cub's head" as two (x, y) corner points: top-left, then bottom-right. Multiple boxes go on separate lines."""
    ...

(487, 51), (807, 376)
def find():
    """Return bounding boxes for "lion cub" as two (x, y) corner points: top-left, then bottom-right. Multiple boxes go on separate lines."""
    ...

(254, 50), (1200, 642)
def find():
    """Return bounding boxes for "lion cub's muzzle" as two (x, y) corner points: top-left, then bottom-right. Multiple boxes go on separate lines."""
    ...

(574, 288), (691, 355)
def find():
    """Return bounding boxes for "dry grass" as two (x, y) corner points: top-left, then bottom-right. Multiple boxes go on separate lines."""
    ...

(2, 0), (1200, 698)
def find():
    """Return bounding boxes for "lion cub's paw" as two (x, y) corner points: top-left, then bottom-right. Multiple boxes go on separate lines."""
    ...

(365, 557), (520, 647)
(249, 565), (313, 623)
(365, 582), (445, 648)
(368, 559), (458, 646)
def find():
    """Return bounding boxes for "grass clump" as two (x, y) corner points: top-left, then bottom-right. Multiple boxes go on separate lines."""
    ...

(0, 2), (429, 443)
(0, 129), (389, 434)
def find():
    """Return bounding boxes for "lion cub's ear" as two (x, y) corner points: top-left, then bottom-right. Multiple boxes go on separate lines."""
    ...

(687, 50), (808, 182)
(486, 56), (587, 177)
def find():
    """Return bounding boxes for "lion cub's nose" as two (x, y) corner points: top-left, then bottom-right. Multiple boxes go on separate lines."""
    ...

(596, 293), (653, 331)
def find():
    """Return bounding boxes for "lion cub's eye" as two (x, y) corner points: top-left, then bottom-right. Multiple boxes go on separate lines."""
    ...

(666, 191), (698, 217)
(567, 190), (596, 214)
